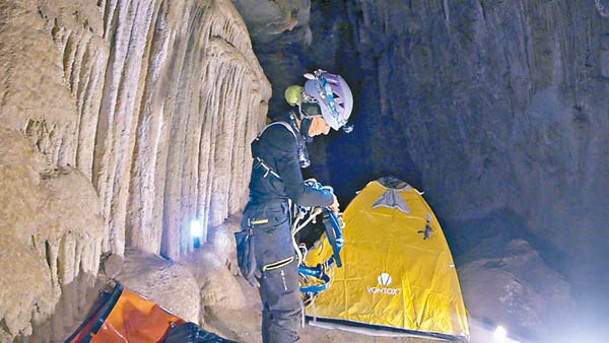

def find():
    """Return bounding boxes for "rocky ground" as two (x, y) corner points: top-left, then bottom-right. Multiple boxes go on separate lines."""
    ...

(45, 249), (447, 343)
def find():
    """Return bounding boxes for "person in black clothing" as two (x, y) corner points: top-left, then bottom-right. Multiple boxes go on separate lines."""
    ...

(239, 69), (353, 343)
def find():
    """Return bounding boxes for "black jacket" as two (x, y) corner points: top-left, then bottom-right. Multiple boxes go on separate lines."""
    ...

(247, 120), (334, 208)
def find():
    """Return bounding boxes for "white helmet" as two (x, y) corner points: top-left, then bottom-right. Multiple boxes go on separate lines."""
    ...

(303, 70), (353, 131)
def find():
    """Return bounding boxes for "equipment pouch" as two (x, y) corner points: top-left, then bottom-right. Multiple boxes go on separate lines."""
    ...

(234, 228), (259, 288)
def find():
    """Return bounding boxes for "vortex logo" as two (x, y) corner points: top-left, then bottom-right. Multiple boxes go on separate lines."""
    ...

(368, 272), (400, 296)
(377, 272), (392, 286)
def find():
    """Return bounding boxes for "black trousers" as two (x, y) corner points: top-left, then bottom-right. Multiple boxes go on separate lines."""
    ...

(243, 203), (301, 343)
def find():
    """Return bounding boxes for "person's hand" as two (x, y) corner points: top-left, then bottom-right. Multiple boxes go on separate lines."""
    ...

(330, 193), (340, 213)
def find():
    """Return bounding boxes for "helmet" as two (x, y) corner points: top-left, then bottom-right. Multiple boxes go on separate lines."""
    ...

(303, 70), (353, 131)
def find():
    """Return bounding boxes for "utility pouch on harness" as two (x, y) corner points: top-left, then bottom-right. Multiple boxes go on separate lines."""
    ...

(234, 226), (259, 288)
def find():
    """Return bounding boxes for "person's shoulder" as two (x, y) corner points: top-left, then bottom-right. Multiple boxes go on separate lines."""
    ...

(264, 122), (296, 139)
(263, 122), (297, 150)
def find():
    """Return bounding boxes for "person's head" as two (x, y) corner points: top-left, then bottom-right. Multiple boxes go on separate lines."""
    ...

(285, 69), (353, 137)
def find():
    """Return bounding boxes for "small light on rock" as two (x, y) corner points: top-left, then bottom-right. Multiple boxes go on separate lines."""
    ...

(494, 325), (507, 342)
(191, 220), (203, 248)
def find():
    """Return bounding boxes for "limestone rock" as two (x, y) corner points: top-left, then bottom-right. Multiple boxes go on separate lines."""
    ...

(179, 214), (244, 309)
(1, 0), (270, 262)
(459, 239), (574, 342)
(0, 128), (105, 341)
(232, 0), (311, 44)
(100, 253), (125, 279)
(181, 246), (246, 311)
(116, 249), (201, 323)
(1, 0), (270, 339)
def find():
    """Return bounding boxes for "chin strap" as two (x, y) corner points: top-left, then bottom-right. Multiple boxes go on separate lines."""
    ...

(287, 112), (311, 167)
(299, 118), (314, 142)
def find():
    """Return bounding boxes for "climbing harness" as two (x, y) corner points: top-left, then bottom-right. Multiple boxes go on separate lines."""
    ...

(252, 116), (310, 170)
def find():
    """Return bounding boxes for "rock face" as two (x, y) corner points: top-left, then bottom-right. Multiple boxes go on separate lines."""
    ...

(333, 2), (609, 333)
(116, 250), (201, 323)
(231, 0), (313, 115)
(0, 0), (269, 341)
(0, 128), (105, 340)
(334, 1), (609, 264)
(459, 239), (574, 342)
(0, 0), (269, 260)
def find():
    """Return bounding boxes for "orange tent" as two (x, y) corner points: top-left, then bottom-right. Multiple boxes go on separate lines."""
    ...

(66, 283), (233, 343)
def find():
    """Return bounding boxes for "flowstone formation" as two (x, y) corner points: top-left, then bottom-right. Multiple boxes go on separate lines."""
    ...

(0, 0), (269, 341)
(0, 128), (105, 340)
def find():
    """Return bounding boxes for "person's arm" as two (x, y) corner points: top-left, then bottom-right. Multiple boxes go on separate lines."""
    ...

(269, 126), (334, 207)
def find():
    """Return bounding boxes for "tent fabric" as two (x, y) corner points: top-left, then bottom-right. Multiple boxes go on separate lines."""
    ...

(304, 177), (469, 341)
(66, 283), (236, 343)
(372, 188), (411, 214)
(67, 283), (185, 343)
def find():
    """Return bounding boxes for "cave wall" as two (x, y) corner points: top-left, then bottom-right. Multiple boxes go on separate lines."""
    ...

(334, 0), (609, 271)
(0, 0), (269, 258)
(341, 1), (609, 332)
(0, 0), (268, 339)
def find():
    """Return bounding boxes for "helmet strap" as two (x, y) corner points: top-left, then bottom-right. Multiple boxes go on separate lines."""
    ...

(287, 111), (312, 167)
(300, 118), (314, 142)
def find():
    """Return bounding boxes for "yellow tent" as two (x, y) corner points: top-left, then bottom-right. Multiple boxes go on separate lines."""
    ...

(304, 177), (469, 341)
